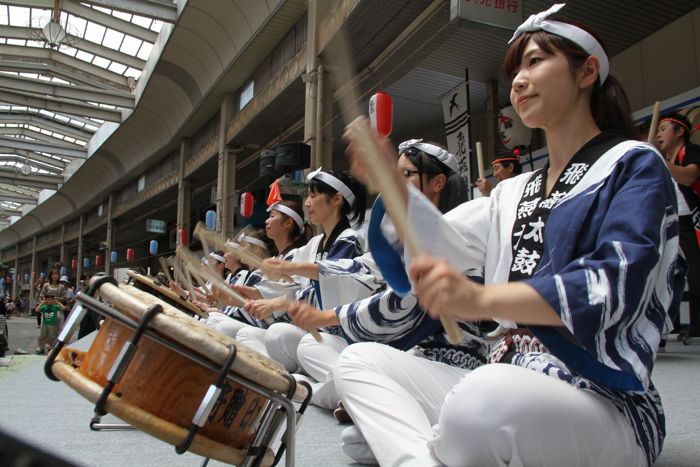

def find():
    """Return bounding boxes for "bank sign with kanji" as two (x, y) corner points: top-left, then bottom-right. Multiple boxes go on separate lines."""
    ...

(450, 0), (523, 30)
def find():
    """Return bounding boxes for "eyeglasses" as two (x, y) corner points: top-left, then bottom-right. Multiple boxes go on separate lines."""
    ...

(400, 169), (439, 178)
(401, 169), (422, 178)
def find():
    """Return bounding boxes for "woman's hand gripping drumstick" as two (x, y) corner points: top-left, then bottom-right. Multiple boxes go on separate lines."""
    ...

(343, 120), (463, 345)
(325, 27), (461, 344)
(194, 222), (295, 283)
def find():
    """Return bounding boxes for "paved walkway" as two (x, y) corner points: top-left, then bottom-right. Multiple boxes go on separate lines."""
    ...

(1, 315), (698, 466)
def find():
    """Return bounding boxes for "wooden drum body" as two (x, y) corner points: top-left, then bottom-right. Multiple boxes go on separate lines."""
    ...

(48, 277), (308, 466)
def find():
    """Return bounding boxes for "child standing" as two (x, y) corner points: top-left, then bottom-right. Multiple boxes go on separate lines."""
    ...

(36, 295), (63, 355)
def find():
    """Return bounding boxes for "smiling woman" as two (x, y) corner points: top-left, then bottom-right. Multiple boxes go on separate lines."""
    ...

(335, 4), (685, 467)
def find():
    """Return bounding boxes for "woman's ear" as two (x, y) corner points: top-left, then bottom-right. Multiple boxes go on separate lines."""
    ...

(579, 55), (600, 89)
(430, 173), (447, 193)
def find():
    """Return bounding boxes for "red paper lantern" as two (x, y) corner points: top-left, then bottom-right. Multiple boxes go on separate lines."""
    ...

(178, 229), (188, 246)
(71, 259), (78, 270)
(240, 192), (254, 218)
(126, 248), (135, 262)
(95, 255), (102, 267)
(369, 91), (393, 137)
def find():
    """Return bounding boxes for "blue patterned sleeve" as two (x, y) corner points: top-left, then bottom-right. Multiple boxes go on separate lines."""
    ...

(525, 149), (686, 391)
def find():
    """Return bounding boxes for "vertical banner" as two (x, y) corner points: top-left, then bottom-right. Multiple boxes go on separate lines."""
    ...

(441, 80), (471, 181)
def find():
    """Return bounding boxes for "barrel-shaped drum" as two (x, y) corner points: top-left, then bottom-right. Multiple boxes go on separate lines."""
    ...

(50, 279), (307, 465)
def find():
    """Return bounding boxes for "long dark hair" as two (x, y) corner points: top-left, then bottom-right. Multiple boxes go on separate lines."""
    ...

(308, 170), (368, 227)
(275, 200), (313, 249)
(502, 23), (637, 139)
(402, 144), (469, 213)
(48, 268), (60, 285)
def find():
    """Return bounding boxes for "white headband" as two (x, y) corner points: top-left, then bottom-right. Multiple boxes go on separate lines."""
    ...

(307, 168), (355, 206)
(209, 252), (225, 263)
(398, 139), (459, 174)
(509, 3), (608, 84)
(224, 240), (240, 249)
(267, 202), (304, 230)
(240, 235), (268, 249)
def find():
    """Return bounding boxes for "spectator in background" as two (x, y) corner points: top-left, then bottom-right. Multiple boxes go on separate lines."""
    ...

(59, 276), (75, 319)
(656, 113), (700, 342)
(35, 294), (64, 355)
(475, 153), (522, 197)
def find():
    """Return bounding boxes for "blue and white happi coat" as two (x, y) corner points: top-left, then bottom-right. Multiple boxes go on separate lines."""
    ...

(370, 134), (686, 465)
(289, 225), (366, 311)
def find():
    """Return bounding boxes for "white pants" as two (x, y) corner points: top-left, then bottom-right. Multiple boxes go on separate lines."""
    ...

(237, 323), (307, 372)
(212, 317), (252, 340)
(296, 332), (348, 409)
(333, 342), (646, 467)
(236, 326), (268, 358)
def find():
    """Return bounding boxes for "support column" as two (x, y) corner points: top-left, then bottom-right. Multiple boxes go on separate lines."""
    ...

(485, 80), (500, 164)
(29, 236), (37, 311)
(76, 215), (84, 290)
(13, 244), (19, 299)
(105, 194), (115, 275)
(59, 224), (66, 269)
(317, 62), (333, 169)
(217, 94), (237, 238)
(177, 138), (192, 243)
(304, 0), (321, 167)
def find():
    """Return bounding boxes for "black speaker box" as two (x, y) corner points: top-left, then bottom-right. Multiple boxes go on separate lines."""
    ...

(260, 149), (280, 178)
(274, 142), (311, 172)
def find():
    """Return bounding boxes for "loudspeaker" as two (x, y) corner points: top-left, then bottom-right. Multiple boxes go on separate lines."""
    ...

(274, 142), (311, 172)
(260, 149), (280, 179)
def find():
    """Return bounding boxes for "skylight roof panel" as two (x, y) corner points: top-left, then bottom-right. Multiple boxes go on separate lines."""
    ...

(8, 6), (29, 27)
(84, 22), (106, 44)
(75, 50), (94, 62)
(91, 55), (109, 68)
(137, 42), (153, 60)
(121, 36), (141, 55)
(103, 29), (124, 49)
(108, 62), (126, 74)
(130, 15), (151, 29)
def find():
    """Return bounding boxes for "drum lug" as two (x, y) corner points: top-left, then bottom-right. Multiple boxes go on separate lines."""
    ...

(175, 344), (238, 455)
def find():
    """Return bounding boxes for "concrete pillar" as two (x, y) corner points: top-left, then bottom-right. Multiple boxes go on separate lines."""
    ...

(304, 0), (321, 167)
(177, 138), (192, 243)
(29, 236), (37, 311)
(105, 194), (115, 275)
(12, 244), (19, 299)
(317, 62), (333, 169)
(59, 224), (66, 269)
(76, 215), (84, 290)
(216, 94), (237, 238)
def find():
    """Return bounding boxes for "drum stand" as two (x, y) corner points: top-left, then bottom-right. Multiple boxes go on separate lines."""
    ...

(45, 274), (312, 467)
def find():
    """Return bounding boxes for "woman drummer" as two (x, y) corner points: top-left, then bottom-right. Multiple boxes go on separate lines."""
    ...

(334, 4), (684, 466)
(287, 140), (487, 412)
(207, 229), (277, 335)
(237, 169), (368, 372)
(211, 203), (308, 336)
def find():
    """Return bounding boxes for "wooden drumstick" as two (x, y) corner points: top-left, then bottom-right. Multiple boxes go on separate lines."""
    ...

(348, 118), (462, 345)
(194, 223), (295, 283)
(647, 101), (661, 144)
(177, 246), (246, 307)
(326, 29), (462, 345)
(476, 141), (485, 179)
